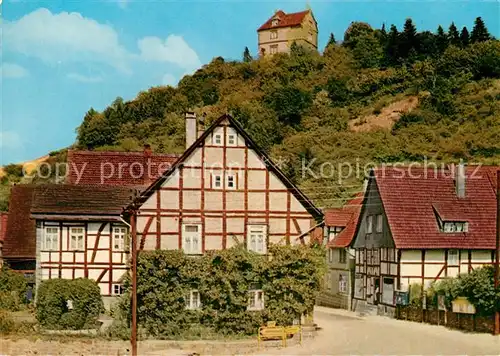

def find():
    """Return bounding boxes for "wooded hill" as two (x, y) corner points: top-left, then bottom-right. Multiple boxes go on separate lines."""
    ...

(3, 17), (500, 209)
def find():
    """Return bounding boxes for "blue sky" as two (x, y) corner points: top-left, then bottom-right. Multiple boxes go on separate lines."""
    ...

(1, 0), (499, 165)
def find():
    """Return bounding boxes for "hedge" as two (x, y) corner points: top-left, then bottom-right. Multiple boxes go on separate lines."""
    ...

(0, 267), (29, 311)
(36, 278), (104, 330)
(118, 244), (326, 337)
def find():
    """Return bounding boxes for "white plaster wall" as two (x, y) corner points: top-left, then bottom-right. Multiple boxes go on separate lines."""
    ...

(248, 171), (266, 189)
(141, 191), (157, 209)
(160, 191), (179, 210)
(226, 217), (245, 234)
(160, 217), (178, 233)
(226, 192), (244, 211)
(183, 191), (201, 210)
(183, 168), (202, 188)
(226, 148), (245, 168)
(206, 236), (223, 250)
(426, 250), (444, 262)
(247, 150), (266, 169)
(248, 192), (266, 210)
(184, 149), (202, 166)
(206, 217), (223, 233)
(162, 172), (180, 188)
(401, 250), (421, 263)
(269, 192), (287, 211)
(269, 218), (286, 235)
(204, 147), (223, 167)
(161, 236), (178, 250)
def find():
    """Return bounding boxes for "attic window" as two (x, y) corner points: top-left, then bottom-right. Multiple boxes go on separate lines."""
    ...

(272, 19), (279, 26)
(442, 221), (468, 233)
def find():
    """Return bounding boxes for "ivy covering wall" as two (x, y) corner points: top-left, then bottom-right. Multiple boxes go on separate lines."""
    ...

(119, 244), (326, 337)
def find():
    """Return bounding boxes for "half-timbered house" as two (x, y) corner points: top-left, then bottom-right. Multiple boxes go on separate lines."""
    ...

(30, 185), (138, 307)
(317, 194), (362, 310)
(352, 165), (498, 316)
(128, 112), (323, 265)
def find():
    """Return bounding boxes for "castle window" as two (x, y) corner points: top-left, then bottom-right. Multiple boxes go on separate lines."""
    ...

(271, 19), (279, 26)
(270, 30), (278, 40)
(270, 45), (278, 54)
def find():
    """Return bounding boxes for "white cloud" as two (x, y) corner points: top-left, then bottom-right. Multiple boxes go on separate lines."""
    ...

(1, 63), (29, 78)
(161, 73), (177, 86)
(66, 73), (103, 83)
(138, 35), (202, 72)
(0, 131), (22, 149)
(3, 8), (131, 73)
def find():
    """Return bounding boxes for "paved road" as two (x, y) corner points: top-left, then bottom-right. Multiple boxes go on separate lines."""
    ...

(262, 307), (500, 355)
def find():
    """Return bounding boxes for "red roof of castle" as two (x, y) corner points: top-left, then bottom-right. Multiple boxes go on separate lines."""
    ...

(3, 185), (37, 259)
(326, 194), (363, 248)
(67, 150), (179, 186)
(373, 166), (498, 249)
(258, 10), (311, 31)
(0, 212), (8, 244)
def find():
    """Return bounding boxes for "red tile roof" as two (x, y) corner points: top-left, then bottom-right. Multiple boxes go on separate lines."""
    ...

(0, 213), (8, 243)
(31, 184), (139, 216)
(258, 10), (311, 31)
(67, 150), (179, 186)
(326, 193), (363, 248)
(3, 185), (36, 259)
(374, 166), (498, 249)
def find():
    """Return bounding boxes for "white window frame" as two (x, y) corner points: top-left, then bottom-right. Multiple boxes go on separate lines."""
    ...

(213, 174), (222, 189)
(69, 227), (84, 251)
(366, 215), (373, 234)
(226, 173), (236, 189)
(186, 289), (201, 310)
(227, 133), (237, 146)
(247, 225), (267, 254)
(182, 224), (202, 255)
(270, 45), (278, 54)
(376, 214), (383, 233)
(43, 227), (59, 251)
(271, 19), (279, 26)
(213, 133), (223, 146)
(447, 249), (459, 266)
(339, 274), (347, 294)
(113, 226), (127, 251)
(112, 284), (124, 296)
(248, 289), (264, 310)
(270, 30), (278, 39)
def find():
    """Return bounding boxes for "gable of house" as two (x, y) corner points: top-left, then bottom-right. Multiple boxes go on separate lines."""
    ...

(327, 193), (363, 249)
(258, 10), (313, 31)
(130, 114), (323, 252)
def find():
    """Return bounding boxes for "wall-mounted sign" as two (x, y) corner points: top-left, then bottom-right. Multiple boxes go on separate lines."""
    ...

(451, 297), (476, 314)
(394, 291), (409, 306)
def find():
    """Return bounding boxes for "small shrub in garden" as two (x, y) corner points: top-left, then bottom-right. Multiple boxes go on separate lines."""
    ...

(36, 278), (104, 330)
(0, 310), (15, 334)
(0, 267), (29, 311)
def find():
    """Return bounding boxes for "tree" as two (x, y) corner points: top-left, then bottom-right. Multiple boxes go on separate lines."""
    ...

(448, 22), (461, 46)
(351, 32), (384, 68)
(400, 18), (419, 59)
(385, 24), (400, 65)
(460, 26), (470, 47)
(325, 33), (336, 50)
(436, 25), (449, 53)
(243, 47), (252, 62)
(471, 17), (491, 43)
(343, 22), (374, 49)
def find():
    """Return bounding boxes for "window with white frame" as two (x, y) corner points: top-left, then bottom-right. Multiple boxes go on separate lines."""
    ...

(248, 288), (264, 310)
(213, 174), (222, 189)
(366, 215), (373, 234)
(376, 214), (383, 233)
(339, 274), (348, 293)
(43, 227), (59, 251)
(247, 225), (267, 254)
(443, 221), (468, 233)
(271, 19), (279, 26)
(270, 30), (278, 39)
(113, 226), (127, 251)
(69, 227), (84, 251)
(328, 226), (344, 241)
(226, 174), (236, 189)
(227, 133), (237, 146)
(447, 249), (459, 266)
(182, 224), (202, 255)
(186, 289), (201, 310)
(213, 133), (222, 145)
(112, 284), (124, 295)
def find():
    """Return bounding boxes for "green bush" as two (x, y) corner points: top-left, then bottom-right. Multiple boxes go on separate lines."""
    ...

(118, 244), (325, 337)
(0, 310), (14, 334)
(0, 267), (29, 311)
(36, 278), (104, 330)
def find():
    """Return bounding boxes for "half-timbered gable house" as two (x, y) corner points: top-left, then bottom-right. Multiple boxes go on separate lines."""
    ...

(352, 165), (498, 316)
(31, 185), (138, 306)
(130, 113), (324, 256)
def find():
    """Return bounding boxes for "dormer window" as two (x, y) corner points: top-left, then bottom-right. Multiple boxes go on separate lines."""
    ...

(272, 19), (279, 26)
(442, 221), (468, 233)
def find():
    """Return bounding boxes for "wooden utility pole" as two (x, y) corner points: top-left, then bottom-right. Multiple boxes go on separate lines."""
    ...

(495, 171), (500, 336)
(130, 211), (138, 356)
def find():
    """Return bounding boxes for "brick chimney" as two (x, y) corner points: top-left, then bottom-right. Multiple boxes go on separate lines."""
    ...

(185, 111), (197, 149)
(455, 162), (466, 198)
